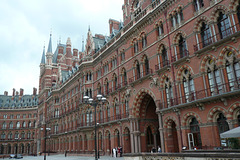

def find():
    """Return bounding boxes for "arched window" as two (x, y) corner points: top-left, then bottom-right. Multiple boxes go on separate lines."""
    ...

(2, 122), (6, 129)
(178, 35), (187, 58)
(182, 69), (195, 102)
(122, 69), (127, 86)
(190, 117), (202, 148)
(15, 132), (19, 139)
(193, 0), (204, 11)
(217, 113), (229, 134)
(157, 22), (164, 36)
(107, 105), (110, 121)
(21, 132), (25, 139)
(114, 75), (118, 90)
(207, 60), (222, 95)
(146, 126), (153, 145)
(136, 61), (141, 79)
(8, 132), (12, 140)
(200, 22), (212, 47)
(161, 47), (168, 67)
(27, 132), (31, 139)
(217, 12), (231, 39)
(144, 57), (149, 75)
(134, 41), (138, 53)
(1, 133), (6, 139)
(22, 121), (26, 128)
(225, 54), (240, 91)
(16, 122), (20, 129)
(142, 36), (147, 49)
(9, 122), (13, 129)
(165, 77), (173, 107)
(86, 112), (90, 126)
(90, 111), (93, 124)
(125, 100), (129, 114)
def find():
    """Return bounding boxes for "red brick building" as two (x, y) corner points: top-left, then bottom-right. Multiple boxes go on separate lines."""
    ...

(0, 88), (38, 155)
(38, 0), (240, 155)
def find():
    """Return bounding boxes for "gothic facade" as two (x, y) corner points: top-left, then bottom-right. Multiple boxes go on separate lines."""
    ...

(37, 0), (240, 155)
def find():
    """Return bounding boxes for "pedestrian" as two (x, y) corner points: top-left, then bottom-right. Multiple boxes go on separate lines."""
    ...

(113, 147), (116, 158)
(158, 146), (162, 153)
(65, 150), (67, 157)
(120, 146), (123, 157)
(115, 147), (118, 157)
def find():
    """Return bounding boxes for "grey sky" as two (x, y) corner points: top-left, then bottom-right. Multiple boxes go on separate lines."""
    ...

(0, 0), (123, 95)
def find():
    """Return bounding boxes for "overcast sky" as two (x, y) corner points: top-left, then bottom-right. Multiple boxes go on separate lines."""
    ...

(0, 0), (123, 95)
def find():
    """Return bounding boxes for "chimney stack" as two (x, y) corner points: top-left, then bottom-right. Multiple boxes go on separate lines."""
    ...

(20, 88), (24, 96)
(12, 88), (15, 96)
(4, 91), (8, 96)
(33, 87), (37, 96)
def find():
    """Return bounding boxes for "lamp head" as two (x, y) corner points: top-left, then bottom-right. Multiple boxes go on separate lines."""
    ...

(83, 95), (89, 103)
(89, 98), (93, 104)
(97, 94), (102, 100)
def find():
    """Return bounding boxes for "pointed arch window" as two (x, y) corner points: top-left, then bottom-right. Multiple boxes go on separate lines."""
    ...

(1, 133), (5, 139)
(125, 100), (129, 114)
(146, 126), (154, 145)
(207, 61), (222, 95)
(21, 132), (25, 139)
(190, 117), (202, 148)
(22, 121), (26, 128)
(9, 122), (13, 129)
(136, 61), (141, 79)
(134, 41), (138, 53)
(165, 78), (173, 107)
(162, 47), (168, 67)
(27, 132), (31, 139)
(114, 75), (118, 90)
(8, 132), (12, 140)
(157, 22), (164, 36)
(178, 36), (187, 58)
(142, 36), (147, 49)
(200, 22), (212, 47)
(16, 122), (20, 129)
(86, 112), (90, 126)
(144, 57), (149, 75)
(107, 106), (110, 121)
(2, 122), (6, 129)
(193, 0), (204, 11)
(183, 70), (195, 102)
(28, 121), (32, 128)
(122, 69), (127, 86)
(217, 113), (229, 134)
(217, 12), (231, 39)
(225, 56), (240, 90)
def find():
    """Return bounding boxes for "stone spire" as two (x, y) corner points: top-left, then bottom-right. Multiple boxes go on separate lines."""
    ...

(41, 46), (45, 64)
(47, 33), (52, 54)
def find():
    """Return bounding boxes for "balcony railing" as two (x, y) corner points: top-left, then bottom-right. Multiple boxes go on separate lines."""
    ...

(194, 23), (239, 52)
(129, 69), (153, 83)
(158, 81), (240, 110)
(155, 60), (170, 71)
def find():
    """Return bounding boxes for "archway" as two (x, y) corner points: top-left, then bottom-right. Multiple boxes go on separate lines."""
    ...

(138, 93), (160, 152)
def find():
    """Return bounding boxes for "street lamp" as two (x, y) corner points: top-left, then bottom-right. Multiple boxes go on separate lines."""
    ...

(83, 94), (106, 160)
(14, 137), (21, 155)
(41, 127), (51, 160)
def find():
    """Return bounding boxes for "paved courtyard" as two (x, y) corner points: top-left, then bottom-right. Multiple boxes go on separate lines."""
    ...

(10, 154), (125, 160)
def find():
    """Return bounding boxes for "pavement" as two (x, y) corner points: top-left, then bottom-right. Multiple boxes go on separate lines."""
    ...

(8, 154), (125, 160)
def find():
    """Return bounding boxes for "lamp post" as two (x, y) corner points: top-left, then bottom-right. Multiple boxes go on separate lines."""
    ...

(15, 137), (21, 155)
(41, 127), (51, 160)
(83, 94), (106, 160)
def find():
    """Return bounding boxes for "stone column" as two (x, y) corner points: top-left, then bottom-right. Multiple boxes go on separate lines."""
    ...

(158, 112), (165, 152)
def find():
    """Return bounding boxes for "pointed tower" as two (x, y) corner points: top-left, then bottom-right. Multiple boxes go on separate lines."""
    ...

(40, 46), (46, 76)
(65, 37), (73, 69)
(46, 34), (53, 65)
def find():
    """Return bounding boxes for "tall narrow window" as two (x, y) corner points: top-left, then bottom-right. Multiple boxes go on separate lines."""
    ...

(142, 36), (147, 49)
(179, 36), (187, 58)
(162, 47), (168, 67)
(200, 22), (212, 47)
(9, 122), (13, 129)
(165, 78), (173, 107)
(158, 23), (164, 36)
(190, 117), (202, 148)
(217, 113), (229, 134)
(2, 122), (6, 129)
(207, 62), (222, 95)
(217, 12), (231, 39)
(193, 0), (204, 11)
(237, 5), (240, 24)
(144, 58), (149, 75)
(136, 62), (141, 79)
(134, 42), (138, 53)
(183, 70), (195, 102)
(123, 70), (127, 85)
